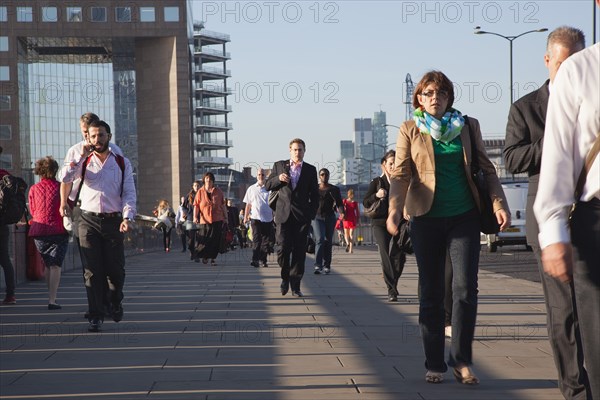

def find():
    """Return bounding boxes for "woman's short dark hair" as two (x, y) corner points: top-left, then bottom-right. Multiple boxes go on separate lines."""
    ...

(203, 172), (215, 182)
(412, 70), (455, 110)
(34, 156), (59, 179)
(381, 150), (396, 164)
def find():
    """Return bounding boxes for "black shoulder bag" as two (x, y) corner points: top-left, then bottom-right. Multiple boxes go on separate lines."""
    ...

(465, 116), (501, 234)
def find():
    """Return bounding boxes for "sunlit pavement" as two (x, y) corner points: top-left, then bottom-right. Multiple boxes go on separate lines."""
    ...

(0, 245), (561, 400)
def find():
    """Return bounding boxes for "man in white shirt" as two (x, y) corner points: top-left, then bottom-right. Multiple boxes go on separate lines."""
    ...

(58, 112), (124, 320)
(62, 120), (136, 333)
(504, 27), (590, 399)
(243, 168), (273, 268)
(534, 10), (600, 397)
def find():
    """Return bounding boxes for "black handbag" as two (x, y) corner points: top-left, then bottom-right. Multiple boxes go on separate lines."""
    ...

(465, 116), (500, 234)
(363, 177), (388, 219)
(392, 219), (413, 254)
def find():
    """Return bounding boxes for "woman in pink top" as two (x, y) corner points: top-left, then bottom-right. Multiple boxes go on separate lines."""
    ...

(342, 188), (360, 253)
(28, 156), (69, 310)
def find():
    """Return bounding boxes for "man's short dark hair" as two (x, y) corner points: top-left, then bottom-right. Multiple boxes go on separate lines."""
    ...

(88, 120), (111, 134)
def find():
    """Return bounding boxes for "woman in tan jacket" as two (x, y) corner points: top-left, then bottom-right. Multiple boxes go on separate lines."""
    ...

(386, 71), (510, 385)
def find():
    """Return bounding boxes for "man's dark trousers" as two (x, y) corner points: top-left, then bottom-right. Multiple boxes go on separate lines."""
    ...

(251, 219), (272, 264)
(277, 214), (310, 292)
(78, 213), (125, 320)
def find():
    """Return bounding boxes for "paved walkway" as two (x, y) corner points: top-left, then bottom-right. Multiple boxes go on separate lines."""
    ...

(0, 245), (561, 399)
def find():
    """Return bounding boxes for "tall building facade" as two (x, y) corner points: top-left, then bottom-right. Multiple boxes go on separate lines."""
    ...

(192, 22), (232, 183)
(1, 0), (194, 213)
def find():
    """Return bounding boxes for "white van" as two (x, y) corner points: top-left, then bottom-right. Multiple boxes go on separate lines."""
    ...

(485, 182), (529, 252)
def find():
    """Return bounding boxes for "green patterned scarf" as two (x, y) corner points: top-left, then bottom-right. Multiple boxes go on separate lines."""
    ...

(414, 108), (465, 144)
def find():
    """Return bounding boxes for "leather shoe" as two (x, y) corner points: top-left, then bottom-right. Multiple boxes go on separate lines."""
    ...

(111, 304), (124, 322)
(280, 280), (289, 296)
(292, 290), (303, 297)
(48, 303), (62, 310)
(388, 294), (398, 302)
(88, 318), (103, 332)
(250, 261), (259, 268)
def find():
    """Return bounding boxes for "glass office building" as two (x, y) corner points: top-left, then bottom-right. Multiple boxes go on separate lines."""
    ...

(1, 1), (193, 212)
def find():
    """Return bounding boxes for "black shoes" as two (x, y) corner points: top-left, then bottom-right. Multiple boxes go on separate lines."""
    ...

(48, 303), (62, 310)
(280, 280), (289, 296)
(251, 261), (259, 268)
(314, 266), (322, 274)
(388, 294), (398, 302)
(111, 304), (124, 322)
(261, 262), (268, 268)
(292, 290), (303, 297)
(88, 318), (103, 332)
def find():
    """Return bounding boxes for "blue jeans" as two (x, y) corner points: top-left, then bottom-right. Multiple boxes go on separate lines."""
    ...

(411, 208), (480, 373)
(312, 215), (336, 268)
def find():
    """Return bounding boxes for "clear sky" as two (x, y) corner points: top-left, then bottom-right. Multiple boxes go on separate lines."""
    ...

(190, 0), (598, 180)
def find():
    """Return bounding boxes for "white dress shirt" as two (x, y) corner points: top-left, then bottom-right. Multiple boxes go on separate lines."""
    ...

(534, 43), (600, 249)
(61, 150), (137, 219)
(243, 183), (273, 222)
(58, 140), (124, 202)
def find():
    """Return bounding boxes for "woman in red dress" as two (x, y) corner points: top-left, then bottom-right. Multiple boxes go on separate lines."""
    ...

(342, 189), (360, 253)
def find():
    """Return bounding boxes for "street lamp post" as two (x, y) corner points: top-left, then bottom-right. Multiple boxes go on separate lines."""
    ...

(474, 27), (548, 104)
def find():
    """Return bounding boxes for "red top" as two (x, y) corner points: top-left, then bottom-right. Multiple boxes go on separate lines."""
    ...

(0, 169), (9, 178)
(343, 199), (360, 224)
(28, 178), (67, 237)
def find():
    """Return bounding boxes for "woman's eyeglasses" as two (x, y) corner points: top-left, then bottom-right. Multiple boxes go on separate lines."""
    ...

(420, 90), (449, 99)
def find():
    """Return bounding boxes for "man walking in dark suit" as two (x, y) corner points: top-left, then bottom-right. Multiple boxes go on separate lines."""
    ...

(503, 27), (589, 400)
(266, 138), (319, 297)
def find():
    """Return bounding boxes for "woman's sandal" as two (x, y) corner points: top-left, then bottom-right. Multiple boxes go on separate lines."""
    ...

(453, 366), (479, 385)
(425, 371), (444, 384)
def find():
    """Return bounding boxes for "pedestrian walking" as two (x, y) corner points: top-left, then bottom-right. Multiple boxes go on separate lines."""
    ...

(28, 156), (69, 310)
(504, 26), (591, 399)
(61, 120), (136, 332)
(364, 150), (406, 301)
(265, 138), (319, 297)
(386, 70), (510, 385)
(533, 22), (600, 398)
(312, 168), (344, 275)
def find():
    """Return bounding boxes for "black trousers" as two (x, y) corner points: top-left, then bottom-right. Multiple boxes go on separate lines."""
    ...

(0, 224), (15, 297)
(78, 213), (125, 320)
(372, 223), (406, 296)
(570, 199), (600, 400)
(276, 214), (310, 292)
(251, 219), (272, 263)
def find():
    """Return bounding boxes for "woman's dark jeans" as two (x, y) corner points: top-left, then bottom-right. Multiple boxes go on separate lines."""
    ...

(411, 208), (480, 373)
(312, 214), (336, 268)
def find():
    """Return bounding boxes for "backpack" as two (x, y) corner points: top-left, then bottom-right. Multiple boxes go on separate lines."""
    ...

(0, 174), (28, 225)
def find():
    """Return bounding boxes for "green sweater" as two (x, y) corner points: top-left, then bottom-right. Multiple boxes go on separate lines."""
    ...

(426, 136), (475, 218)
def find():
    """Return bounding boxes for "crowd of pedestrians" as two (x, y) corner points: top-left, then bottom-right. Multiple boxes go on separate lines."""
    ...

(0, 21), (598, 397)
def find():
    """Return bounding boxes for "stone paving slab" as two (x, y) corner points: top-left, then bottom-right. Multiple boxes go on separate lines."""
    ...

(0, 246), (565, 399)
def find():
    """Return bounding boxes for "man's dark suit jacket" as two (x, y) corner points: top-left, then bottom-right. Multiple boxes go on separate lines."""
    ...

(503, 80), (549, 247)
(265, 160), (319, 225)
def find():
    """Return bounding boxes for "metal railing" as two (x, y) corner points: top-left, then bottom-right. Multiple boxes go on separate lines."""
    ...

(194, 47), (231, 58)
(195, 30), (230, 41)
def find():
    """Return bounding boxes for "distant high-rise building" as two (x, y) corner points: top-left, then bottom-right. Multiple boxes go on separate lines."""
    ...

(372, 110), (387, 161)
(340, 140), (354, 159)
